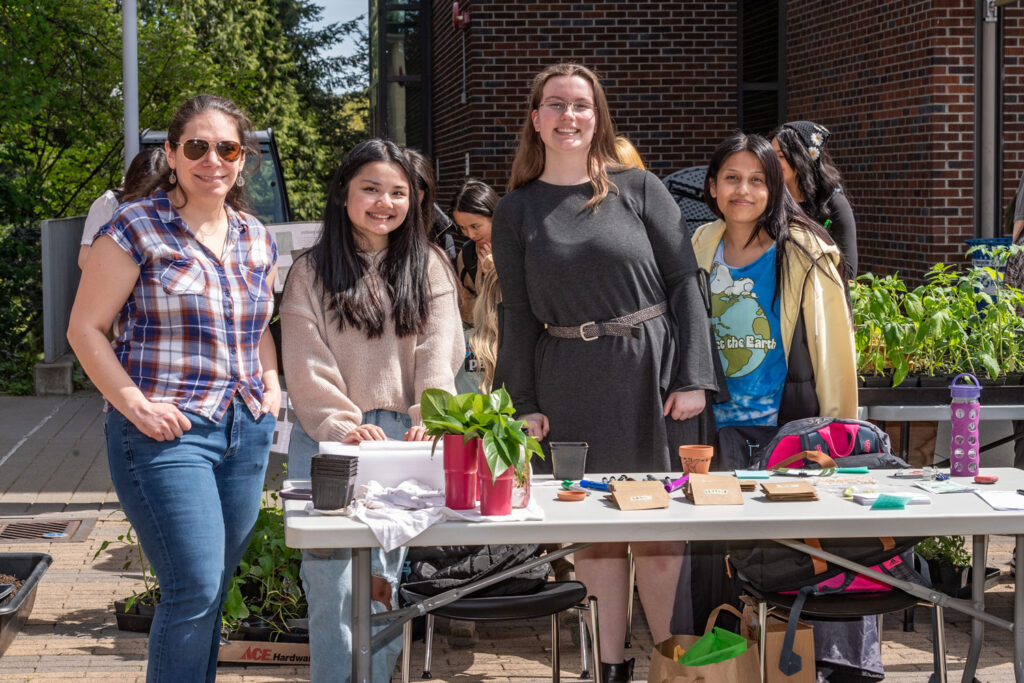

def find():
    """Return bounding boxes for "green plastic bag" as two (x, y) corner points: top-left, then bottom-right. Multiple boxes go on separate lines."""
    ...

(677, 626), (748, 666)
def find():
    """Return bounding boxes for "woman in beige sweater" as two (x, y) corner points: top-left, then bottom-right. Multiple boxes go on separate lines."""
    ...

(280, 139), (462, 683)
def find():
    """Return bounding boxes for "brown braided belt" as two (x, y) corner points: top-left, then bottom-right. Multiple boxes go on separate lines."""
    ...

(545, 301), (668, 341)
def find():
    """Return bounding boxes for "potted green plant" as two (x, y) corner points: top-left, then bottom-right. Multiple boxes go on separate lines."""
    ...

(93, 523), (159, 633)
(851, 272), (913, 386)
(421, 389), (485, 509)
(422, 387), (545, 515)
(222, 490), (307, 642)
(915, 535), (971, 597)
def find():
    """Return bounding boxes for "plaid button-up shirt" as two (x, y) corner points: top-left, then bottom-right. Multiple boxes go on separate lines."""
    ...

(97, 190), (277, 422)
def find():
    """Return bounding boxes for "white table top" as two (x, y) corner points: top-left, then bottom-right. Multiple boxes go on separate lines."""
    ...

(284, 468), (1024, 549)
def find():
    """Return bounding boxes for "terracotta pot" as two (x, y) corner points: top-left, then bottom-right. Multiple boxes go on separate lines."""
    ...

(678, 445), (714, 475)
(443, 434), (479, 510)
(477, 444), (514, 516)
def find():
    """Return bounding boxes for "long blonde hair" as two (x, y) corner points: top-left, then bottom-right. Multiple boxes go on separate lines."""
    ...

(508, 63), (623, 210)
(614, 136), (645, 170)
(469, 263), (501, 393)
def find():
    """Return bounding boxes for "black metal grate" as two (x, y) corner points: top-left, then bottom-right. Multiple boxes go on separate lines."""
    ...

(0, 519), (91, 542)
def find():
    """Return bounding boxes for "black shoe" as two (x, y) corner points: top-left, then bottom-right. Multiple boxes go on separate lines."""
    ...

(600, 658), (634, 683)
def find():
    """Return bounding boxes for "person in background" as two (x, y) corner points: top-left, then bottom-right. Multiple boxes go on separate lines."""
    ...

(492, 62), (718, 683)
(451, 178), (499, 325)
(404, 148), (459, 267)
(67, 94), (278, 682)
(280, 138), (462, 682)
(78, 147), (168, 269)
(614, 135), (645, 170)
(770, 121), (858, 278)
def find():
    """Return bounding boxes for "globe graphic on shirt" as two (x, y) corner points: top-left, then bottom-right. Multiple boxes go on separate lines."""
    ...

(710, 265), (772, 378)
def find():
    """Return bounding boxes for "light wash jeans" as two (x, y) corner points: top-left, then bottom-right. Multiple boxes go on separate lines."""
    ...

(289, 410), (410, 683)
(105, 396), (273, 683)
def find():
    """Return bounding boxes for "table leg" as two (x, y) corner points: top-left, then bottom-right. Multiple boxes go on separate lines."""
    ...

(899, 421), (910, 461)
(1016, 534), (1023, 683)
(352, 546), (372, 683)
(961, 535), (987, 683)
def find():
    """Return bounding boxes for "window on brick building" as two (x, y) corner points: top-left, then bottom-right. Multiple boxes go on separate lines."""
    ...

(738, 0), (786, 135)
(369, 1), (432, 153)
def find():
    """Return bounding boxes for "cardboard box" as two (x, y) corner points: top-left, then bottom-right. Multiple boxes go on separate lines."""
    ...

(217, 639), (310, 665)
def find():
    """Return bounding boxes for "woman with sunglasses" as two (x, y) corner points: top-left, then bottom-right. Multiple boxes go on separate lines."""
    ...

(67, 94), (278, 682)
(492, 63), (717, 683)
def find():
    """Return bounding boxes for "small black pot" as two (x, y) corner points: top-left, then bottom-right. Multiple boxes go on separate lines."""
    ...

(979, 375), (1007, 387)
(236, 617), (276, 641)
(863, 374), (892, 388)
(113, 597), (156, 634)
(918, 374), (952, 387)
(926, 560), (1001, 598)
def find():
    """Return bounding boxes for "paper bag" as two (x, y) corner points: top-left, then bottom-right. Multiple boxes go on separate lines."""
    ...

(647, 604), (760, 683)
(741, 603), (816, 683)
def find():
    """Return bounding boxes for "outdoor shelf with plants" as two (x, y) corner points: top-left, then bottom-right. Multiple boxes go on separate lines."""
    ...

(852, 245), (1024, 398)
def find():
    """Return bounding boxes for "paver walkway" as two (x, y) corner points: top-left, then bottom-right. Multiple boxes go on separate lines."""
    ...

(0, 392), (1019, 681)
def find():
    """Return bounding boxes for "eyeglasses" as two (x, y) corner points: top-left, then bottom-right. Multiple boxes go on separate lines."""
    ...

(174, 138), (244, 162)
(538, 100), (596, 118)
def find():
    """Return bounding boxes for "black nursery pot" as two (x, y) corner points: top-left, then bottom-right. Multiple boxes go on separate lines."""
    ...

(917, 374), (952, 388)
(113, 596), (157, 633)
(0, 553), (53, 656)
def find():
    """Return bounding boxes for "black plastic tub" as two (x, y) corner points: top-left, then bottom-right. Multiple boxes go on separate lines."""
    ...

(0, 553), (53, 656)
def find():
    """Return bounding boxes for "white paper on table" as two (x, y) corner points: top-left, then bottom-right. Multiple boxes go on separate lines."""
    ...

(316, 441), (442, 491)
(974, 490), (1024, 511)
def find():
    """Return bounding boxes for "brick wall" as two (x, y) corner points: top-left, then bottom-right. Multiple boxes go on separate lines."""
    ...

(430, 0), (738, 209)
(785, 0), (980, 280)
(429, 1), (1024, 278)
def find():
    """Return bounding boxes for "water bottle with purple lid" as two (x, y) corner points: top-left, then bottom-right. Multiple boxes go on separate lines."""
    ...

(949, 373), (981, 477)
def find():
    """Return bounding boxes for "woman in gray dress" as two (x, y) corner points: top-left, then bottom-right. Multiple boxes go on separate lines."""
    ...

(492, 63), (718, 683)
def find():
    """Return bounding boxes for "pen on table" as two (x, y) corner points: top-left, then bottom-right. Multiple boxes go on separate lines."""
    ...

(665, 474), (689, 493)
(579, 479), (611, 492)
(1017, 489), (1024, 496)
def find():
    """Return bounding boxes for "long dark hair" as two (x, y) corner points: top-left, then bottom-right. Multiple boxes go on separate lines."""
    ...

(304, 139), (429, 338)
(403, 148), (436, 233)
(704, 132), (846, 303)
(160, 94), (258, 212)
(450, 178), (498, 217)
(121, 147), (168, 203)
(769, 124), (848, 224)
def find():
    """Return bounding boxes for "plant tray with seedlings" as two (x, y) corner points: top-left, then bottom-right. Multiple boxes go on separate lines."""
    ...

(852, 256), (1024, 394)
(0, 553), (52, 657)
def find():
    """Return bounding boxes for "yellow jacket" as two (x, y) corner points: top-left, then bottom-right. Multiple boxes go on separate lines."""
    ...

(691, 219), (858, 419)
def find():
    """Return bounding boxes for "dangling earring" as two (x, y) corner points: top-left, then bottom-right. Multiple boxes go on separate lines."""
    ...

(236, 174), (245, 187)
(168, 170), (177, 184)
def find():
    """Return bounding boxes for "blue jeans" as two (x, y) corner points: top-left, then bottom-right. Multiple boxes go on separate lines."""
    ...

(289, 410), (410, 683)
(105, 396), (273, 683)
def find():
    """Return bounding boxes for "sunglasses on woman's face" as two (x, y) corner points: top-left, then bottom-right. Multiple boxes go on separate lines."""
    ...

(175, 138), (243, 162)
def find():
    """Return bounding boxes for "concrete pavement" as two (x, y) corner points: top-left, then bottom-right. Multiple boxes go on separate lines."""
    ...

(0, 391), (1019, 681)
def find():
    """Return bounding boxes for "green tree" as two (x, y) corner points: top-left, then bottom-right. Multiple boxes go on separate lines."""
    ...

(0, 0), (369, 393)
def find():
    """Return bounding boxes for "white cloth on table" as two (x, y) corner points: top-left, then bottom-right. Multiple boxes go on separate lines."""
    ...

(307, 478), (545, 552)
